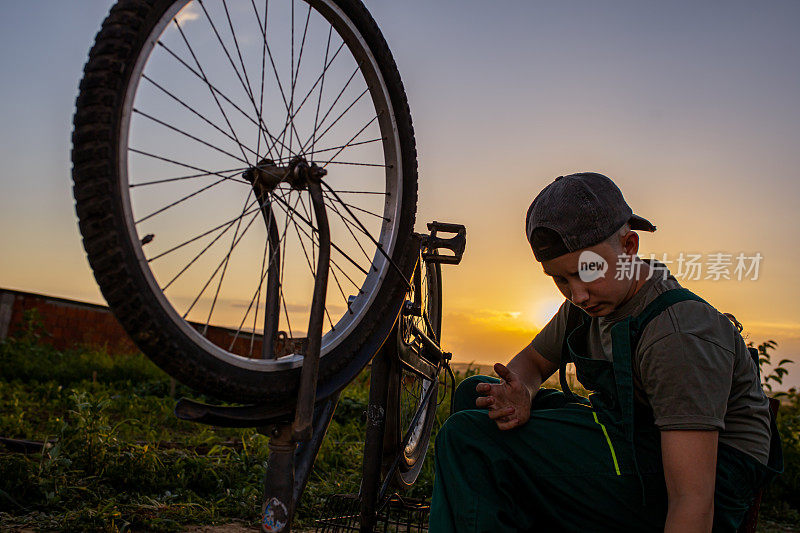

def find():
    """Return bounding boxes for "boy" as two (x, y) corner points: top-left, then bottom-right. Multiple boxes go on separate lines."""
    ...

(429, 172), (781, 532)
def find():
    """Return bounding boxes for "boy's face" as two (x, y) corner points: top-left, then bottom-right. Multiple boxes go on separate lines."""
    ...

(540, 232), (640, 317)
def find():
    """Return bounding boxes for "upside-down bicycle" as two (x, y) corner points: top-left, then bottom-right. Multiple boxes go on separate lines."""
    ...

(71, 0), (465, 530)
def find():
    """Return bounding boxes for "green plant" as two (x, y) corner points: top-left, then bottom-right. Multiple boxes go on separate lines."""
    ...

(761, 387), (800, 526)
(751, 340), (794, 395)
(751, 339), (800, 526)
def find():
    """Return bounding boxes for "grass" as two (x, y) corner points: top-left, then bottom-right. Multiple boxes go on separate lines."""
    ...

(0, 314), (454, 531)
(1, 311), (798, 531)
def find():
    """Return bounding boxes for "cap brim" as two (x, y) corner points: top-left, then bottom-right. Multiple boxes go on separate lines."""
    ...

(629, 214), (656, 232)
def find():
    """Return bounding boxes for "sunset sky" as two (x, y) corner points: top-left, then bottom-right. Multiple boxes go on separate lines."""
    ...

(1, 1), (799, 389)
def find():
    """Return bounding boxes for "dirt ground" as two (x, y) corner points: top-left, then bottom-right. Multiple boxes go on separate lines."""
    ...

(181, 525), (257, 533)
(6, 519), (317, 532)
(180, 526), (314, 533)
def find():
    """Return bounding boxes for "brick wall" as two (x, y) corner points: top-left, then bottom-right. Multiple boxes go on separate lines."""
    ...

(0, 288), (139, 352)
(0, 288), (267, 357)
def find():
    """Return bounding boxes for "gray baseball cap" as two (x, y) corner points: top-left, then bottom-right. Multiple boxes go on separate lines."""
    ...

(525, 172), (656, 262)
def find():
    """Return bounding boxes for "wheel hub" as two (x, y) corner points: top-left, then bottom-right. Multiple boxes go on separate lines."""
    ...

(242, 157), (327, 197)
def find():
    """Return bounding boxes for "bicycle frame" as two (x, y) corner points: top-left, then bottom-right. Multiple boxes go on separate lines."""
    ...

(175, 217), (465, 533)
(359, 222), (465, 531)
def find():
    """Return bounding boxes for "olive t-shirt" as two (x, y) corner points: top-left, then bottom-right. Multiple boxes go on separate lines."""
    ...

(531, 261), (771, 465)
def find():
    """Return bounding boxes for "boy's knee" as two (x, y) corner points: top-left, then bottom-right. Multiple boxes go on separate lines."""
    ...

(436, 409), (485, 451)
(453, 374), (501, 413)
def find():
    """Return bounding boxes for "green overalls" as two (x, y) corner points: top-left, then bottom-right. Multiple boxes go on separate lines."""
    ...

(430, 289), (782, 532)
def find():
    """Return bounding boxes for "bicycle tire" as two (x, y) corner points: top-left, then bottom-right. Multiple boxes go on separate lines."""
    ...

(71, 0), (418, 405)
(389, 257), (441, 487)
(360, 258), (441, 503)
(359, 256), (440, 529)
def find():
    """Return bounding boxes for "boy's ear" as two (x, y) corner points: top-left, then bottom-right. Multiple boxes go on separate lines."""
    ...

(622, 230), (640, 256)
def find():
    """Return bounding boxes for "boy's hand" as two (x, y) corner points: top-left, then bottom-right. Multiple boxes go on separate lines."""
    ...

(475, 363), (532, 430)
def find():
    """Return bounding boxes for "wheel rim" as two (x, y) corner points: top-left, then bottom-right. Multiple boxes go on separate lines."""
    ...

(116, 0), (405, 370)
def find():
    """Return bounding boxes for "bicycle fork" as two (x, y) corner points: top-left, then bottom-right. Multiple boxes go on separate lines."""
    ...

(255, 159), (331, 533)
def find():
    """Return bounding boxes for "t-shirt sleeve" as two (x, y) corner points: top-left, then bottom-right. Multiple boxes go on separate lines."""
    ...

(530, 300), (569, 364)
(638, 331), (733, 431)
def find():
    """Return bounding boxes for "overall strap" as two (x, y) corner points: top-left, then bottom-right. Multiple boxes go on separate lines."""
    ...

(629, 288), (707, 341)
(610, 287), (708, 435)
(609, 287), (708, 505)
(559, 302), (584, 402)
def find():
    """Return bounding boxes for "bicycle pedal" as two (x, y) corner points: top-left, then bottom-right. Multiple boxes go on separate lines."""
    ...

(418, 221), (466, 265)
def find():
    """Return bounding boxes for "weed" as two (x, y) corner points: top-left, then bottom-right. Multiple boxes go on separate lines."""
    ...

(1, 333), (798, 531)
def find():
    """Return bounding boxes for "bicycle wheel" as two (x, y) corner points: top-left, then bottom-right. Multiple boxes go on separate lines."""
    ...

(71, 0), (418, 404)
(359, 256), (440, 529)
(387, 256), (441, 488)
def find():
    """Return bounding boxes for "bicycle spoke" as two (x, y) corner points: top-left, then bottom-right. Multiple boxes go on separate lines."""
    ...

(324, 306), (336, 331)
(308, 136), (382, 158)
(222, 0), (257, 101)
(300, 64), (362, 152)
(286, 0), (295, 156)
(322, 189), (389, 222)
(133, 107), (251, 165)
(198, 0), (255, 101)
(269, 190), (370, 276)
(288, 3), (312, 152)
(321, 180), (411, 290)
(179, 186), (290, 322)
(163, 220), (239, 291)
(270, 193), (368, 292)
(328, 256), (354, 316)
(173, 18), (252, 166)
(328, 251), (366, 294)
(279, 203), (365, 292)
(310, 26), (333, 160)
(262, 39), (347, 159)
(134, 172), (239, 226)
(286, 209), (348, 322)
(150, 198), (261, 264)
(297, 191), (316, 274)
(248, 0), (303, 162)
(228, 208), (290, 352)
(326, 188), (388, 195)
(130, 166), (249, 188)
(279, 283), (293, 339)
(162, 192), (276, 292)
(129, 148), (251, 185)
(140, 74), (261, 162)
(324, 194), (374, 266)
(255, 0), (269, 160)
(181, 205), (264, 319)
(200, 0), (283, 158)
(323, 160), (388, 168)
(249, 243), (268, 355)
(320, 113), (380, 169)
(157, 39), (295, 158)
(203, 189), (255, 334)
(248, 230), (270, 354)
(289, 212), (316, 282)
(300, 75), (366, 154)
(277, 192), (304, 338)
